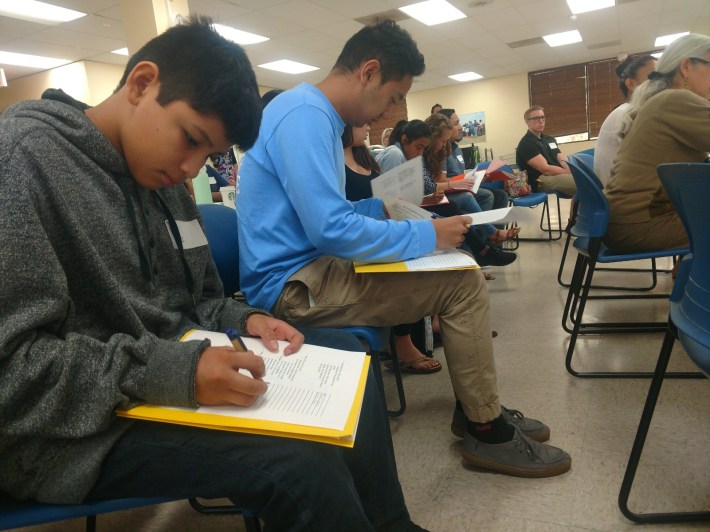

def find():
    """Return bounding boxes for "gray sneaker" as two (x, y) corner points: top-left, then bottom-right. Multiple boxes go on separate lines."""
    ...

(451, 405), (551, 442)
(462, 428), (571, 478)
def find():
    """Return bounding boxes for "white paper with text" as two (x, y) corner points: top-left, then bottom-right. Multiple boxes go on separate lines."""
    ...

(174, 331), (366, 431)
(370, 156), (425, 205)
(404, 249), (478, 271)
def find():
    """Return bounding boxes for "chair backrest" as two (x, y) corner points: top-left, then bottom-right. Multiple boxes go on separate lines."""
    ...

(570, 152), (602, 188)
(657, 163), (710, 371)
(566, 154), (608, 238)
(198, 203), (240, 297)
(574, 147), (595, 157)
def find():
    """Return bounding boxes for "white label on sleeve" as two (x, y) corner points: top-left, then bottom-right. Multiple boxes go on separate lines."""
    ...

(548, 142), (558, 149)
(165, 219), (208, 250)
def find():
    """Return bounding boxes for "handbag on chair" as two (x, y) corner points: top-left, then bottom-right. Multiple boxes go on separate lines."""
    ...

(505, 170), (532, 198)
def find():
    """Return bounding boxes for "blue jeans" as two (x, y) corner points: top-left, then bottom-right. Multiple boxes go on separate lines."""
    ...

(86, 328), (411, 531)
(448, 192), (496, 236)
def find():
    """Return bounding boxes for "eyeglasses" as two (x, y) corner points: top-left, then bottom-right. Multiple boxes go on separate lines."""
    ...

(690, 57), (710, 66)
(526, 116), (546, 122)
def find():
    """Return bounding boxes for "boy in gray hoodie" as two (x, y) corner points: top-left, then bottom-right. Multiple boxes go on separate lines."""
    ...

(0, 16), (419, 531)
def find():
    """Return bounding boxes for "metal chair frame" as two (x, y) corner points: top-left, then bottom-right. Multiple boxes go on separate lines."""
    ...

(0, 496), (178, 532)
(617, 320), (709, 523)
(557, 154), (670, 290)
(562, 157), (691, 378)
(619, 163), (710, 522)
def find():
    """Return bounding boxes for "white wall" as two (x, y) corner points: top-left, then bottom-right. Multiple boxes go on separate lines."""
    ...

(407, 74), (596, 163)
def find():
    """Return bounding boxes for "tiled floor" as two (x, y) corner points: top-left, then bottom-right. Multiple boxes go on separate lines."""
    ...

(13, 200), (710, 531)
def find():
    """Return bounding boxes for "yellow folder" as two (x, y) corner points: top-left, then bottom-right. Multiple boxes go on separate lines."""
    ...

(117, 331), (370, 448)
(354, 249), (480, 273)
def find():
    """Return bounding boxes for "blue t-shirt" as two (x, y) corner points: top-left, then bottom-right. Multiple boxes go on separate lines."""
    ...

(375, 143), (407, 173)
(446, 142), (466, 177)
(237, 83), (436, 310)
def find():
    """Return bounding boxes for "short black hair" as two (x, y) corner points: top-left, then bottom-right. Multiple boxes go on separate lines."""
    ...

(388, 120), (407, 146)
(116, 16), (262, 151)
(392, 119), (431, 145)
(333, 19), (425, 84)
(261, 89), (284, 108)
(439, 108), (455, 119)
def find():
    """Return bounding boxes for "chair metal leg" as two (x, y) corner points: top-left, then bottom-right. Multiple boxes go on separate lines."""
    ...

(85, 515), (96, 532)
(562, 252), (589, 334)
(384, 334), (406, 417)
(539, 193), (563, 241)
(563, 245), (704, 378)
(618, 326), (710, 522)
(188, 498), (262, 531)
(558, 198), (579, 288)
(557, 230), (574, 288)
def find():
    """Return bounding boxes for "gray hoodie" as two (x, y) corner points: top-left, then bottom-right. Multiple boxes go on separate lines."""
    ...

(0, 90), (258, 503)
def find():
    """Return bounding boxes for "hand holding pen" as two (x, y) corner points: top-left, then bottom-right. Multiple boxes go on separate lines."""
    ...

(194, 315), (304, 406)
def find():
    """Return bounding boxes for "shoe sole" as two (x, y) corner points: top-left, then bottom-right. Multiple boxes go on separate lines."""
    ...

(450, 423), (551, 443)
(461, 450), (572, 478)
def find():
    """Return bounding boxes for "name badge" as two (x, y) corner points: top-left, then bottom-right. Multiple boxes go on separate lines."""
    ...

(456, 154), (464, 163)
(165, 219), (208, 250)
(548, 142), (558, 149)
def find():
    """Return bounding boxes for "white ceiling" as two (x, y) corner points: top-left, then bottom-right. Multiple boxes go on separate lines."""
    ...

(1, 0), (709, 93)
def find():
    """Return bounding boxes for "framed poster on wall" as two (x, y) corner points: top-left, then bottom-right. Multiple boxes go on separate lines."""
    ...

(458, 111), (486, 144)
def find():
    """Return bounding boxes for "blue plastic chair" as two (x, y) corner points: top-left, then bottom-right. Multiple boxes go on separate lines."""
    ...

(198, 204), (405, 416)
(559, 154), (669, 290)
(199, 203), (241, 297)
(0, 494), (177, 531)
(561, 156), (691, 378)
(338, 326), (406, 417)
(618, 163), (710, 523)
(478, 161), (565, 246)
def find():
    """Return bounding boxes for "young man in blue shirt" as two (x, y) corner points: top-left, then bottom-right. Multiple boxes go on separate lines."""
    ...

(238, 20), (571, 478)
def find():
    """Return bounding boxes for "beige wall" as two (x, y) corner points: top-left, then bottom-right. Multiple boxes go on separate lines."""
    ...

(407, 73), (596, 165)
(84, 62), (125, 104)
(0, 61), (124, 112)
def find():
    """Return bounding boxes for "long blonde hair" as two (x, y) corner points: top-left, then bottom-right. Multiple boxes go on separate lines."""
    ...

(424, 113), (452, 177)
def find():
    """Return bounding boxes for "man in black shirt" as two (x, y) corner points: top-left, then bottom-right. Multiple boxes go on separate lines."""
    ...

(515, 105), (576, 195)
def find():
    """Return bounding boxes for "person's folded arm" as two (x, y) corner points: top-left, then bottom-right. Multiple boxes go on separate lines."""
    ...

(526, 154), (569, 176)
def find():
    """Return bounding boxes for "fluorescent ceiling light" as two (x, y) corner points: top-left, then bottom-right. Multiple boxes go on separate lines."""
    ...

(258, 60), (318, 74)
(213, 24), (269, 45)
(543, 30), (583, 47)
(449, 71), (483, 82)
(655, 32), (689, 47)
(0, 0), (85, 23)
(566, 0), (614, 15)
(0, 50), (70, 69)
(111, 48), (128, 56)
(399, 0), (466, 26)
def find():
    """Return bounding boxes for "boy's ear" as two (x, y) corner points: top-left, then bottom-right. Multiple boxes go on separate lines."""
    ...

(359, 59), (381, 86)
(125, 61), (160, 105)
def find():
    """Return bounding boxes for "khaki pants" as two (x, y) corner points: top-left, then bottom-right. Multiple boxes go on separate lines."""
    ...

(274, 256), (500, 423)
(604, 212), (689, 254)
(537, 173), (577, 196)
